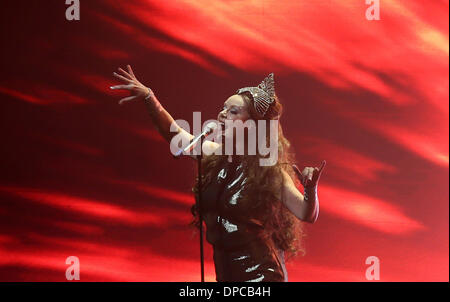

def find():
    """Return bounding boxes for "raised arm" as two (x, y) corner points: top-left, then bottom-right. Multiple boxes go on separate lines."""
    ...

(281, 161), (326, 223)
(110, 65), (219, 156)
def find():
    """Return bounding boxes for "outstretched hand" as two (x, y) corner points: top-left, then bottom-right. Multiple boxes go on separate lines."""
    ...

(293, 160), (326, 187)
(110, 65), (153, 105)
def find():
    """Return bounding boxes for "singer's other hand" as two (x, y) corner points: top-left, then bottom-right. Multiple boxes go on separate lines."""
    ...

(110, 65), (153, 105)
(293, 160), (326, 187)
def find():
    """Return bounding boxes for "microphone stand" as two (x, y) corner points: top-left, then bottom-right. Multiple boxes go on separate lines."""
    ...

(197, 136), (205, 282)
(175, 136), (205, 282)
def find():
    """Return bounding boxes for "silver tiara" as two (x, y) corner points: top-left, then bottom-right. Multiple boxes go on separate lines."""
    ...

(236, 73), (275, 117)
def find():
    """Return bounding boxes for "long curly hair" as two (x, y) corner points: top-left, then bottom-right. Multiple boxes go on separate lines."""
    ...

(191, 92), (305, 259)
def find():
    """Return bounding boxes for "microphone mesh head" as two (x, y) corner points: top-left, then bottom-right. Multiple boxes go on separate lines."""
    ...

(205, 122), (218, 132)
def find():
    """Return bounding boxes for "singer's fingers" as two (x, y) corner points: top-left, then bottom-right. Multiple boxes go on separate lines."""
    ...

(312, 160), (326, 183)
(318, 160), (326, 173)
(118, 67), (133, 80)
(113, 72), (133, 83)
(118, 95), (138, 105)
(292, 165), (303, 178)
(292, 165), (306, 186)
(302, 167), (310, 180)
(127, 65), (136, 79)
(110, 84), (133, 90)
(302, 169), (309, 182)
(314, 160), (326, 178)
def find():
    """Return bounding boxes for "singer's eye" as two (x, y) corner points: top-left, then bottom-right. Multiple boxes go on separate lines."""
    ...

(230, 109), (238, 114)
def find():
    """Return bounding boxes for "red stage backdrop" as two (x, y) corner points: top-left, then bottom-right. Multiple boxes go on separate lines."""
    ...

(0, 0), (448, 281)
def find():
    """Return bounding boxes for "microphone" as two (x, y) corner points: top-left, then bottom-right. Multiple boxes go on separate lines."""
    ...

(174, 122), (218, 157)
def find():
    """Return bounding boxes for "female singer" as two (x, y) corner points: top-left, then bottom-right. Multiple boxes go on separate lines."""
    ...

(110, 65), (325, 282)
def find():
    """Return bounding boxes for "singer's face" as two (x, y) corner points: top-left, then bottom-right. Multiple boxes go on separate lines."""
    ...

(217, 94), (251, 141)
(217, 94), (250, 124)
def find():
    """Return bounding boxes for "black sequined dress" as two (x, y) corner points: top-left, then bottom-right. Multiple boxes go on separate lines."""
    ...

(199, 157), (288, 282)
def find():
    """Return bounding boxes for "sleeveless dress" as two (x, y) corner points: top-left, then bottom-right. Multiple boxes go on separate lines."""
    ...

(200, 157), (288, 282)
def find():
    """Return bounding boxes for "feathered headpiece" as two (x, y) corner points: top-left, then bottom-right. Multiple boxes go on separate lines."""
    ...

(236, 73), (276, 117)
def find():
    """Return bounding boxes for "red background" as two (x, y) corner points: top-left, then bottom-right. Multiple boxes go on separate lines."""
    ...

(0, 0), (448, 281)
